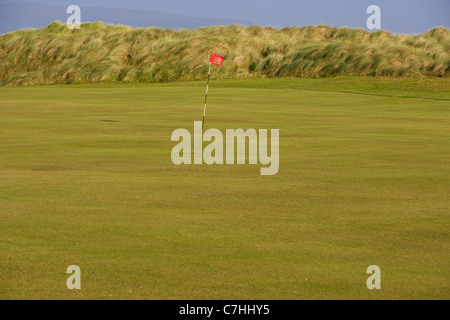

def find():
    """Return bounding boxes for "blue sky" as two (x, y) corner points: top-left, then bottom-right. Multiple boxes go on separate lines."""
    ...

(1, 0), (449, 33)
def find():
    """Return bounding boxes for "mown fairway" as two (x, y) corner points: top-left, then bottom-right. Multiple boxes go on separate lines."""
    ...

(0, 77), (449, 299)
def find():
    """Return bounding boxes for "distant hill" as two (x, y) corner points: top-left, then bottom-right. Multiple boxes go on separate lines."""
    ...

(0, 3), (253, 34)
(0, 22), (448, 86)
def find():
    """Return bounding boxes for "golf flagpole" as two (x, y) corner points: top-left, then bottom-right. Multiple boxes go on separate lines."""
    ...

(202, 62), (211, 130)
(202, 54), (223, 130)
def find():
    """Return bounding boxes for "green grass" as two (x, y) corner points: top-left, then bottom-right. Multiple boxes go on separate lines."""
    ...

(0, 23), (449, 86)
(0, 77), (449, 299)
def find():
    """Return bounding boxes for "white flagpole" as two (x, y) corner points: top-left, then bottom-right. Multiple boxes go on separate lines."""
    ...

(202, 62), (212, 130)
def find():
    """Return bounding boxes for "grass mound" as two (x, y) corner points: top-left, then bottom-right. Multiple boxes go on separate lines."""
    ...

(0, 22), (448, 86)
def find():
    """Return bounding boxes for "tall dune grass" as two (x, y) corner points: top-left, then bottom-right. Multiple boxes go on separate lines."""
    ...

(0, 22), (448, 86)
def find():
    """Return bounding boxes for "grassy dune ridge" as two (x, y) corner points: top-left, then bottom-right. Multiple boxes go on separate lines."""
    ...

(0, 22), (449, 86)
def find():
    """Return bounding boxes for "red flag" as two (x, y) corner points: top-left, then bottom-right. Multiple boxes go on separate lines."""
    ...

(210, 54), (224, 66)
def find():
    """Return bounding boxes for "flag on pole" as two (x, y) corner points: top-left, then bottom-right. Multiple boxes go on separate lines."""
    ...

(202, 54), (224, 130)
(210, 54), (224, 66)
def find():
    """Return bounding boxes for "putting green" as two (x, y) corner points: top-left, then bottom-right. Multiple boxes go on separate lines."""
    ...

(0, 77), (449, 299)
